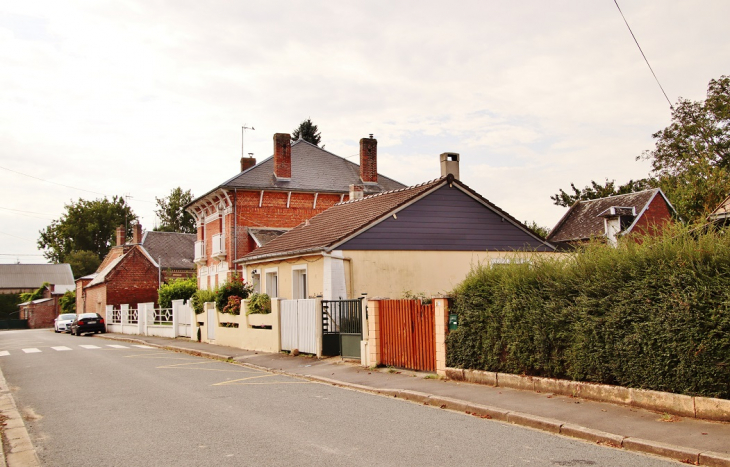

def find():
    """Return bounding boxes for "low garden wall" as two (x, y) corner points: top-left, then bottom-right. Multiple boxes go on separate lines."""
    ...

(197, 299), (281, 353)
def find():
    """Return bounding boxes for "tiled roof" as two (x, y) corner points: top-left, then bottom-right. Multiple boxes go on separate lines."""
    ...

(141, 231), (196, 270)
(248, 228), (288, 247)
(547, 189), (663, 244)
(240, 178), (445, 262)
(0, 264), (74, 289)
(87, 255), (125, 287)
(194, 140), (405, 203)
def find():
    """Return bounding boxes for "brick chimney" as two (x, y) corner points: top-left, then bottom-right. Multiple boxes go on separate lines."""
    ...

(360, 135), (377, 184)
(132, 223), (143, 244)
(240, 156), (256, 172)
(274, 133), (292, 180)
(349, 184), (364, 201)
(440, 152), (460, 180)
(115, 225), (126, 246)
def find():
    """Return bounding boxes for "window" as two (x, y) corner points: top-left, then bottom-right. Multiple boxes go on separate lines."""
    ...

(265, 269), (278, 298)
(251, 271), (261, 294)
(292, 266), (307, 299)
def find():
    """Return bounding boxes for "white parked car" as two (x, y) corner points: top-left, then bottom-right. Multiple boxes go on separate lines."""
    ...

(54, 313), (77, 333)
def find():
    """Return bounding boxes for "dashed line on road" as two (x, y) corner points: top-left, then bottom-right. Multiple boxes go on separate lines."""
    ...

(0, 351), (8, 357)
(156, 361), (257, 373)
(22, 348), (41, 353)
(51, 346), (72, 351)
(79, 345), (101, 349)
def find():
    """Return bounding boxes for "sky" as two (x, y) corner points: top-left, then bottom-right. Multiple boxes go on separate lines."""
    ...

(1, 1), (728, 264)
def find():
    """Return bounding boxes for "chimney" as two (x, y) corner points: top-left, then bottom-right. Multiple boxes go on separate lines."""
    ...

(240, 156), (256, 172)
(440, 152), (460, 180)
(115, 225), (126, 246)
(349, 184), (364, 201)
(273, 133), (292, 180)
(132, 223), (143, 244)
(360, 135), (377, 184)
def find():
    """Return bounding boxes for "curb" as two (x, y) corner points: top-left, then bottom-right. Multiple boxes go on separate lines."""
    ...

(0, 367), (40, 467)
(452, 367), (730, 422)
(96, 336), (730, 467)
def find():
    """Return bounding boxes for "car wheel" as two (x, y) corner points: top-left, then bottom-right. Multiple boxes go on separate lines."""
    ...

(54, 329), (59, 333)
(74, 328), (80, 336)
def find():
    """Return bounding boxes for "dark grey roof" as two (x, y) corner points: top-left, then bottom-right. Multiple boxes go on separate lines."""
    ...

(141, 231), (196, 270)
(248, 228), (288, 247)
(547, 189), (669, 244)
(195, 140), (405, 203)
(0, 264), (74, 289)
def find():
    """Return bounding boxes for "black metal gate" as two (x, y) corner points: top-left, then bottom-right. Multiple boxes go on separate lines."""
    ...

(321, 299), (363, 358)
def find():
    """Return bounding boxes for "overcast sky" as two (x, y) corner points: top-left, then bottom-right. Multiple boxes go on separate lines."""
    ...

(1, 1), (728, 264)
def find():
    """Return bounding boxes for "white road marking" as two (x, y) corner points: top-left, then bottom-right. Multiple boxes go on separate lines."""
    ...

(0, 351), (9, 357)
(52, 346), (72, 351)
(132, 345), (154, 349)
(79, 345), (101, 349)
(107, 345), (128, 349)
(22, 348), (41, 353)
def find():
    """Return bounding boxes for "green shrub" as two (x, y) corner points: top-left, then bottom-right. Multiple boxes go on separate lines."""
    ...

(246, 293), (271, 315)
(216, 274), (253, 314)
(446, 224), (730, 399)
(59, 290), (76, 314)
(191, 289), (216, 315)
(158, 276), (197, 308)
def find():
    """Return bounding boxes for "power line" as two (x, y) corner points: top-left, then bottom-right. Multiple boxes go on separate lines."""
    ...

(0, 165), (106, 196)
(0, 231), (36, 242)
(613, 0), (674, 110)
(0, 253), (45, 257)
(0, 165), (155, 204)
(0, 206), (54, 220)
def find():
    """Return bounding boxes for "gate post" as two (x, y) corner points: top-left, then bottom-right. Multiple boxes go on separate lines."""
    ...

(366, 299), (382, 367)
(433, 298), (450, 377)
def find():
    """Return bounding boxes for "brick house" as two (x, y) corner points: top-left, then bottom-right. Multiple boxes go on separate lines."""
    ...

(78, 225), (196, 314)
(546, 188), (675, 249)
(185, 133), (405, 290)
(237, 154), (556, 300)
(18, 283), (74, 328)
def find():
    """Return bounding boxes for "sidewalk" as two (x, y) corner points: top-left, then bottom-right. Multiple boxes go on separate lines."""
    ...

(99, 333), (730, 466)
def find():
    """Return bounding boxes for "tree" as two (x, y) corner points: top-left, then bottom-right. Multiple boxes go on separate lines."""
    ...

(154, 187), (196, 233)
(20, 282), (49, 303)
(65, 250), (102, 279)
(523, 221), (551, 238)
(291, 118), (322, 146)
(551, 179), (655, 208)
(38, 196), (136, 263)
(640, 75), (730, 222)
(59, 290), (76, 314)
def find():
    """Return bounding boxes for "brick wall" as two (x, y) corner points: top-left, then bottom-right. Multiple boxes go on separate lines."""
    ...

(21, 299), (57, 329)
(632, 194), (673, 236)
(105, 248), (159, 308)
(84, 285), (107, 315)
(198, 189), (345, 281)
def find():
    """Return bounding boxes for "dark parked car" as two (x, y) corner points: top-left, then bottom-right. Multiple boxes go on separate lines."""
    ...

(70, 313), (106, 336)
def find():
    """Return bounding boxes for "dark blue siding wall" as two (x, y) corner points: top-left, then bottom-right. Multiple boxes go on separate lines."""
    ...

(339, 185), (552, 251)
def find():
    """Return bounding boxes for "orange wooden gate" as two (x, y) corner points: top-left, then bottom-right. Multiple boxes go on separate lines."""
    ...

(379, 300), (436, 372)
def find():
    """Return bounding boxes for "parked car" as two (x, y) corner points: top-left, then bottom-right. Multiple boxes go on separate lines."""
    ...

(54, 313), (77, 333)
(70, 313), (106, 336)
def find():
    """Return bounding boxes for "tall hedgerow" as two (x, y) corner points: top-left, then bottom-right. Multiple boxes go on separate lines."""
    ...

(446, 224), (730, 399)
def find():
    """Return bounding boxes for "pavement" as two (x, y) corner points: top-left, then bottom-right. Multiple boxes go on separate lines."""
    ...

(2, 331), (728, 466)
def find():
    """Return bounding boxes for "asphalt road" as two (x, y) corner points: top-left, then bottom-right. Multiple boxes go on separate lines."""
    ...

(0, 329), (677, 466)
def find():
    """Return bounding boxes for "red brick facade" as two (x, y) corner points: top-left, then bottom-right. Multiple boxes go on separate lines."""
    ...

(360, 137), (377, 183)
(82, 247), (161, 313)
(19, 298), (57, 328)
(631, 193), (673, 236)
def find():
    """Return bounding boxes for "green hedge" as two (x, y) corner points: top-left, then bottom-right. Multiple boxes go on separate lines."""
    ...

(158, 276), (197, 308)
(446, 225), (730, 399)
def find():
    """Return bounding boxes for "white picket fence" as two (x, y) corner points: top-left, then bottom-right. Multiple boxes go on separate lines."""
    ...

(106, 299), (193, 338)
(280, 299), (320, 355)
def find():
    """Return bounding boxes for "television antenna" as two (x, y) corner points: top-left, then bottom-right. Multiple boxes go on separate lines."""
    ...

(242, 124), (255, 159)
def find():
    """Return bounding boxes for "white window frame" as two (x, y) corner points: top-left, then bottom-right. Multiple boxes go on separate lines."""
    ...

(264, 267), (279, 298)
(292, 265), (308, 300)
